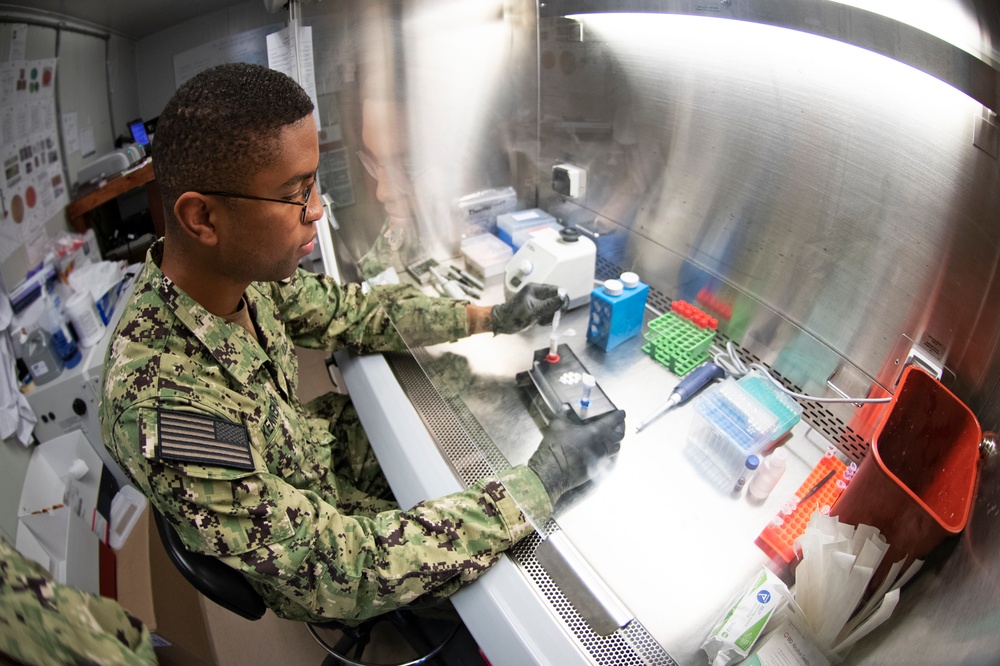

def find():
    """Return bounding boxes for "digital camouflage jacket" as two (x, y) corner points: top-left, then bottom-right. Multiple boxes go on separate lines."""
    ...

(0, 538), (156, 665)
(100, 241), (550, 622)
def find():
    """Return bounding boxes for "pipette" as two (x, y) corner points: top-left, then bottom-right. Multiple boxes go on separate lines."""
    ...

(428, 267), (466, 300)
(634, 361), (726, 432)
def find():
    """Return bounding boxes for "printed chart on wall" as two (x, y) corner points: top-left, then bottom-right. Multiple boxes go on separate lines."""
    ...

(0, 58), (68, 266)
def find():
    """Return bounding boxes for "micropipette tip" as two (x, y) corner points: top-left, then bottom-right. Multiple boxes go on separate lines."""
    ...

(635, 393), (681, 432)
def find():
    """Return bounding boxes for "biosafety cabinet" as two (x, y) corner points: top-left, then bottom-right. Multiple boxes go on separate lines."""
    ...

(302, 1), (1000, 664)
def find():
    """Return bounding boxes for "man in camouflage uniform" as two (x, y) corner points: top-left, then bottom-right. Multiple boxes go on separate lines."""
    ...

(0, 538), (157, 666)
(100, 63), (625, 624)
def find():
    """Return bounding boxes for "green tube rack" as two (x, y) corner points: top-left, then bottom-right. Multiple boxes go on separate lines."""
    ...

(642, 302), (717, 376)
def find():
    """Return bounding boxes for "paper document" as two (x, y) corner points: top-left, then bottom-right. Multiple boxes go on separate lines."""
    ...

(266, 25), (319, 128)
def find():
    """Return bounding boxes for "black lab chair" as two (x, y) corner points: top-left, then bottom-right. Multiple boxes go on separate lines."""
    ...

(152, 509), (465, 665)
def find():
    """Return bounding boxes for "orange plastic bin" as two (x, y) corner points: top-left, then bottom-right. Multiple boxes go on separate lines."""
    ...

(831, 366), (981, 588)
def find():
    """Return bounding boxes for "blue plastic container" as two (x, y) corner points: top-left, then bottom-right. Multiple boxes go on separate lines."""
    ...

(587, 272), (649, 351)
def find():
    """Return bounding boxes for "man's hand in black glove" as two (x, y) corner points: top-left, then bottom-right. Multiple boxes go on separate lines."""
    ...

(527, 409), (627, 506)
(491, 283), (569, 335)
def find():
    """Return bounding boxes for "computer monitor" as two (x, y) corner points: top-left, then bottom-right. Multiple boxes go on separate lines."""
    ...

(127, 118), (150, 150)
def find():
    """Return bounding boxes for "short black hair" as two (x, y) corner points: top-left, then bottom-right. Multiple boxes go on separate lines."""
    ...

(153, 62), (314, 222)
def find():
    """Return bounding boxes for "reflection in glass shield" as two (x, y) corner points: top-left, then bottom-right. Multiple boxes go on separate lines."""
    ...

(303, 0), (632, 546)
(356, 98), (428, 277)
(303, 0), (557, 502)
(316, 0), (530, 285)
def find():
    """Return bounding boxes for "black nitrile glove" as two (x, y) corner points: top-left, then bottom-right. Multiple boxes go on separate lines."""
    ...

(491, 283), (569, 335)
(527, 409), (627, 506)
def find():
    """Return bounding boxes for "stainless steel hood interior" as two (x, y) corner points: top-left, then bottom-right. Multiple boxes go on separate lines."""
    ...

(535, 0), (1000, 435)
(302, 0), (1000, 662)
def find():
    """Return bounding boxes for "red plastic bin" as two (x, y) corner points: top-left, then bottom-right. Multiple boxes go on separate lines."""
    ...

(831, 366), (981, 588)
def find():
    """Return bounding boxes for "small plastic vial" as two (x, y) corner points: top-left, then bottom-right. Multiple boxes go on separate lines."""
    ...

(546, 309), (562, 362)
(546, 332), (560, 362)
(579, 373), (596, 408)
(733, 454), (760, 493)
(747, 447), (789, 501)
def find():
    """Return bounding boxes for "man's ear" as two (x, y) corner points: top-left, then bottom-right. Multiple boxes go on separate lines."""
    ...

(173, 192), (219, 246)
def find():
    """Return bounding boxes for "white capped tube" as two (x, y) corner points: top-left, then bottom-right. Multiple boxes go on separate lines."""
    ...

(580, 373), (595, 407)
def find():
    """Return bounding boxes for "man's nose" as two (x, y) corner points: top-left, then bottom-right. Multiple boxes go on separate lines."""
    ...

(305, 186), (324, 223)
(375, 173), (403, 203)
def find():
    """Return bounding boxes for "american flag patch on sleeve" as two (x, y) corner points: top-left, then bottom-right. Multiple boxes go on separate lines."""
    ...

(156, 410), (255, 470)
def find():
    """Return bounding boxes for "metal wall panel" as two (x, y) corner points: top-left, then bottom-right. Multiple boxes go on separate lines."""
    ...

(536, 11), (1000, 430)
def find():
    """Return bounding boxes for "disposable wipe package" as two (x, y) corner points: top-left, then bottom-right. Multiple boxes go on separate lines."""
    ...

(702, 568), (790, 666)
(744, 617), (830, 666)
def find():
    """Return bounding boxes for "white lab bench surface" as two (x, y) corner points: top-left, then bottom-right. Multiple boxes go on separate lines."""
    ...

(335, 292), (835, 666)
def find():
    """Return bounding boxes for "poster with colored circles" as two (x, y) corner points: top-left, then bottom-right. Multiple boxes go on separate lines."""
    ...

(0, 58), (67, 267)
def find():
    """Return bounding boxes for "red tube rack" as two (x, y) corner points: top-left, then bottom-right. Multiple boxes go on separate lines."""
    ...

(755, 454), (849, 565)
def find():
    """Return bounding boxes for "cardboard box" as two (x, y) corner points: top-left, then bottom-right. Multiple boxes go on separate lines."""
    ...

(115, 506), (218, 666)
(16, 431), (103, 595)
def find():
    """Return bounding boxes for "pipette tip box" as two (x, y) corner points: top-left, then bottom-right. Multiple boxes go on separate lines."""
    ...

(737, 370), (802, 445)
(686, 378), (779, 489)
(460, 233), (513, 285)
(496, 208), (561, 249)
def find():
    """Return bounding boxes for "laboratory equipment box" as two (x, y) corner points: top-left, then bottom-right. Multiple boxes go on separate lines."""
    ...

(16, 431), (106, 595)
(455, 186), (517, 236)
(461, 233), (513, 285)
(497, 208), (562, 249)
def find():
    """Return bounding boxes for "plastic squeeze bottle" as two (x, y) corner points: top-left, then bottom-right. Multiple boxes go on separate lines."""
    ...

(747, 447), (789, 501)
(40, 287), (82, 369)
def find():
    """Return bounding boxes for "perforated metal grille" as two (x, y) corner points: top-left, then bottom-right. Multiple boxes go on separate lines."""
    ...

(388, 350), (507, 484)
(510, 531), (679, 666)
(386, 351), (678, 666)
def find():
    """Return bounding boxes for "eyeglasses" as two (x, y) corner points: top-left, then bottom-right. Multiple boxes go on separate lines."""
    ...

(197, 176), (316, 224)
(356, 150), (414, 195)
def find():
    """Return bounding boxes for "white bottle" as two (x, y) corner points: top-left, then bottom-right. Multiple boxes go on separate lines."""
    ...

(65, 291), (106, 348)
(748, 447), (789, 501)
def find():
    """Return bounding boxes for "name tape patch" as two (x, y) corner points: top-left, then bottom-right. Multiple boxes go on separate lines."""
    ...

(157, 410), (255, 470)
